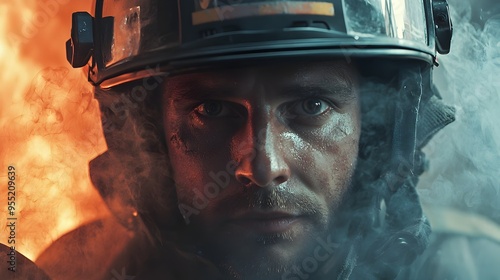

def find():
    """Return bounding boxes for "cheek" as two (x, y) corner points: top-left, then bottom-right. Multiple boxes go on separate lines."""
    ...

(163, 108), (235, 205)
(164, 108), (204, 200)
(290, 112), (360, 205)
(330, 113), (358, 142)
(324, 115), (360, 202)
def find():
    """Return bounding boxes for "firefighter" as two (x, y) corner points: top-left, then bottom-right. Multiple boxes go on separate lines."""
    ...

(41, 0), (460, 279)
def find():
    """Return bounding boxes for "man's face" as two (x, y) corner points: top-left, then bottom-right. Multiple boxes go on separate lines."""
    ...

(162, 60), (361, 279)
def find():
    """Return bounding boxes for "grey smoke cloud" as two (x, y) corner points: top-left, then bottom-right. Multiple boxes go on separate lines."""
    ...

(418, 0), (500, 223)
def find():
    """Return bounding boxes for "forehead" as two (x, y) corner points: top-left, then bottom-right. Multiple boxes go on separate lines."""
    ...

(164, 60), (359, 97)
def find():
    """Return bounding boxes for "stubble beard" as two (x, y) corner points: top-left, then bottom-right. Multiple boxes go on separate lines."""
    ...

(199, 196), (354, 280)
(183, 172), (356, 280)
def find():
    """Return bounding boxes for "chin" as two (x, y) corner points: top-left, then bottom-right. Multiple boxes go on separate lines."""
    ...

(217, 252), (291, 280)
(201, 230), (319, 280)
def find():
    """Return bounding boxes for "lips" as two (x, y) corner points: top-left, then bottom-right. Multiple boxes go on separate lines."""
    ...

(226, 211), (304, 234)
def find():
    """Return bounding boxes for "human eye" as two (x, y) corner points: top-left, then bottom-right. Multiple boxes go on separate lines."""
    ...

(295, 98), (331, 116)
(284, 98), (334, 120)
(193, 100), (239, 118)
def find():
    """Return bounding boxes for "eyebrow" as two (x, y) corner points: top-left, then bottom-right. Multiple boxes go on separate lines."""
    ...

(167, 81), (234, 101)
(167, 81), (357, 103)
(279, 85), (357, 103)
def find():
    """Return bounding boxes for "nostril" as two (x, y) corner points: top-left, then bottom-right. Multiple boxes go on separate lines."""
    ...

(236, 175), (252, 187)
(275, 175), (288, 185)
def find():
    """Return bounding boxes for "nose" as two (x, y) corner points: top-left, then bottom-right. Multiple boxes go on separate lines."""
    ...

(234, 123), (290, 188)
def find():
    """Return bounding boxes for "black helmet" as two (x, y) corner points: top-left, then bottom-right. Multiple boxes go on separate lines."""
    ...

(67, 0), (452, 88)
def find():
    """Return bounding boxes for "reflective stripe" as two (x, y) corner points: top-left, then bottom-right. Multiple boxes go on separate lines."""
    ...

(192, 1), (334, 26)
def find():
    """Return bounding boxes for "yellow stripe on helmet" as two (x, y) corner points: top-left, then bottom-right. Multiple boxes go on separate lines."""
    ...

(192, 1), (335, 26)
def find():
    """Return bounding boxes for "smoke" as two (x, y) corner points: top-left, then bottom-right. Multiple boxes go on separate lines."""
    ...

(418, 0), (500, 223)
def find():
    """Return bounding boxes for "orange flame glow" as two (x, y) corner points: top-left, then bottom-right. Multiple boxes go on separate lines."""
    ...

(0, 1), (110, 261)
